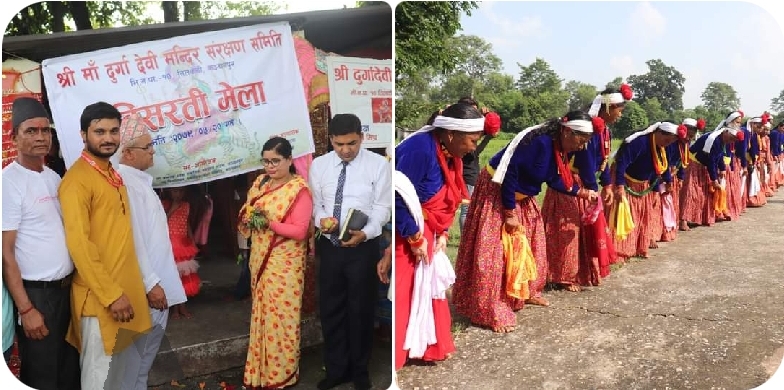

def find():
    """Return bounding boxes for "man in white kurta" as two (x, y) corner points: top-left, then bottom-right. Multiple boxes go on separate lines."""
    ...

(114, 115), (187, 389)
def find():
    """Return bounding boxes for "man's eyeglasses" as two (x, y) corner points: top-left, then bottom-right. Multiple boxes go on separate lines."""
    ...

(126, 143), (154, 151)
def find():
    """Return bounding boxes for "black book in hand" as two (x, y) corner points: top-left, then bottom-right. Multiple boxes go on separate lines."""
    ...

(339, 208), (369, 242)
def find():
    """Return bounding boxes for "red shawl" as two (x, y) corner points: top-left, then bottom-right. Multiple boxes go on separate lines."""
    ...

(421, 132), (469, 233)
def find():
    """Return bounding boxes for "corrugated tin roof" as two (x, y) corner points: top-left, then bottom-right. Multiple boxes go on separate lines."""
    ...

(2, 5), (392, 63)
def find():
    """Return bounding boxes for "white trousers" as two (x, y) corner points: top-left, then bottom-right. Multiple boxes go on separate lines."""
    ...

(120, 308), (170, 390)
(80, 317), (128, 390)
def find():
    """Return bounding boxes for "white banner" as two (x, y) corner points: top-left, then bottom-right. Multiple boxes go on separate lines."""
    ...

(42, 22), (314, 188)
(326, 56), (392, 149)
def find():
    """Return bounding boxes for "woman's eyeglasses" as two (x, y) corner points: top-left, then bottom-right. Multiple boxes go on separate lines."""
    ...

(261, 158), (283, 167)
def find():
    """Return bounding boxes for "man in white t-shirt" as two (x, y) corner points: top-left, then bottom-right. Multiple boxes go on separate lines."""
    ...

(1, 97), (81, 390)
(113, 115), (188, 389)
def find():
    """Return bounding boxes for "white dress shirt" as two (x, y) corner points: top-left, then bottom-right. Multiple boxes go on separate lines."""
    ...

(308, 148), (391, 241)
(117, 164), (187, 307)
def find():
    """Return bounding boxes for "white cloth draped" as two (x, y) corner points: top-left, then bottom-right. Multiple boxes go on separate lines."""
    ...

(491, 123), (544, 184)
(750, 169), (761, 197)
(625, 122), (659, 143)
(117, 164), (187, 307)
(702, 127), (740, 153)
(395, 170), (456, 359)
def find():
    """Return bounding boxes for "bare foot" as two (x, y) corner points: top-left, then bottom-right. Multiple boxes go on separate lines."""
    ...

(563, 284), (581, 292)
(649, 240), (659, 249)
(679, 221), (690, 231)
(491, 325), (516, 333)
(525, 297), (549, 307)
(171, 310), (181, 320)
(179, 305), (193, 319)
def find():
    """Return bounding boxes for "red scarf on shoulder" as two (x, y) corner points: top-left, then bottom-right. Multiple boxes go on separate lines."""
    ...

(420, 132), (469, 233)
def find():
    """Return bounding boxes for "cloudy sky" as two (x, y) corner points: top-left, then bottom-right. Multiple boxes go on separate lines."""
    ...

(457, 1), (784, 115)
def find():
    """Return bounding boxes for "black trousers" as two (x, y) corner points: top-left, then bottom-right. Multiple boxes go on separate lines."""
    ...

(318, 236), (379, 382)
(17, 283), (81, 390)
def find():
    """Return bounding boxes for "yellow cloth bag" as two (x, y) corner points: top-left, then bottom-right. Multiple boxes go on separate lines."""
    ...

(502, 226), (538, 300)
(713, 180), (728, 214)
(609, 194), (635, 241)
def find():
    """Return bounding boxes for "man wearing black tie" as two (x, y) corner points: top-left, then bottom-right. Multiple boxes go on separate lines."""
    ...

(308, 113), (391, 390)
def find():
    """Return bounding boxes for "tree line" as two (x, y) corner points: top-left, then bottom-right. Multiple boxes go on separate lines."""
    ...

(395, 2), (784, 139)
(4, 1), (382, 36)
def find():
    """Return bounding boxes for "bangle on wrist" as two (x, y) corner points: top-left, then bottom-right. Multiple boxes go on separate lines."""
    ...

(407, 232), (425, 248)
(408, 236), (425, 248)
(18, 305), (34, 316)
(406, 231), (422, 244)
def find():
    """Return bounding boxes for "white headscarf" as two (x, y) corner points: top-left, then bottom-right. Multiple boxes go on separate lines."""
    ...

(491, 118), (594, 184)
(702, 127), (741, 153)
(623, 122), (679, 143)
(587, 89), (630, 117)
(712, 111), (743, 133)
(682, 118), (698, 127)
(398, 115), (485, 148)
(746, 116), (763, 130)
(701, 111), (743, 152)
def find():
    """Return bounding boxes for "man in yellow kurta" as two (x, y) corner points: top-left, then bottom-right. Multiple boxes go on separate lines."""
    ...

(59, 101), (151, 389)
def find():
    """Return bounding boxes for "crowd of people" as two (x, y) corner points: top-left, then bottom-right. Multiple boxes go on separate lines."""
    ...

(394, 87), (784, 368)
(2, 98), (393, 390)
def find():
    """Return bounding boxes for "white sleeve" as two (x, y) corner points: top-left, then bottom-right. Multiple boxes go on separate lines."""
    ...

(309, 159), (329, 224)
(125, 182), (160, 293)
(2, 174), (22, 231)
(361, 157), (392, 241)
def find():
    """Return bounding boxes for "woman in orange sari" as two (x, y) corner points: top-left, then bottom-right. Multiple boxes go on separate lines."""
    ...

(239, 137), (313, 390)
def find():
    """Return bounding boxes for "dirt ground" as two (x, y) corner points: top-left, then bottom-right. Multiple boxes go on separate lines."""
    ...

(397, 192), (784, 390)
